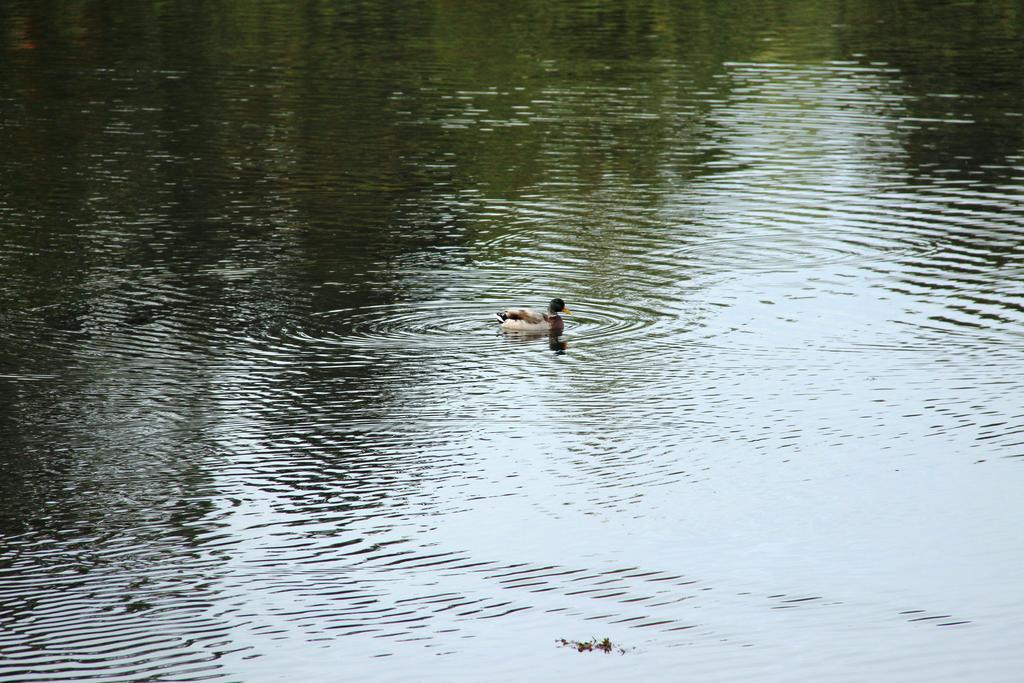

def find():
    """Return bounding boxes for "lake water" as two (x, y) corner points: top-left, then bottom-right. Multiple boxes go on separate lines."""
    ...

(1, 1), (1023, 681)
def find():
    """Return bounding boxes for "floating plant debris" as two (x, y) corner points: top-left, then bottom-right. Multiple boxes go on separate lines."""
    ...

(556, 637), (625, 654)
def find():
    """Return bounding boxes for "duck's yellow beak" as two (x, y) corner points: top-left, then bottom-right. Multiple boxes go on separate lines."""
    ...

(562, 307), (572, 316)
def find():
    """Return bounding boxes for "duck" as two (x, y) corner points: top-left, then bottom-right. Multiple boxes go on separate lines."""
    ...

(495, 298), (572, 332)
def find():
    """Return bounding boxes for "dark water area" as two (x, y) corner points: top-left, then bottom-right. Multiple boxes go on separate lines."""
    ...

(1, 1), (1022, 680)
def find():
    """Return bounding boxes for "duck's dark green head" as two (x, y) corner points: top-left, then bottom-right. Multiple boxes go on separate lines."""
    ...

(549, 298), (571, 315)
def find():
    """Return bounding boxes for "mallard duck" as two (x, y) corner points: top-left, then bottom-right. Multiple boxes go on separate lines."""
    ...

(495, 298), (572, 332)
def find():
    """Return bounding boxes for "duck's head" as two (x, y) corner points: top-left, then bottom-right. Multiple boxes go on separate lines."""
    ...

(548, 298), (571, 315)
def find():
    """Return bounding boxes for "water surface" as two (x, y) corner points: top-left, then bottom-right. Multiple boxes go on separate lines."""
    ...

(1, 1), (1023, 681)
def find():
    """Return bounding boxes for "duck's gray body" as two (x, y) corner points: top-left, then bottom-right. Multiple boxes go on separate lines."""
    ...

(495, 308), (564, 332)
(495, 298), (570, 332)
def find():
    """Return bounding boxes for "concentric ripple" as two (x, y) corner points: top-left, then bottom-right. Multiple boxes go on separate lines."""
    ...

(309, 301), (490, 345)
(290, 295), (667, 353)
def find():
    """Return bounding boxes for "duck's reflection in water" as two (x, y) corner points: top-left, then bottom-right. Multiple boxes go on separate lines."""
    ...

(499, 330), (569, 355)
